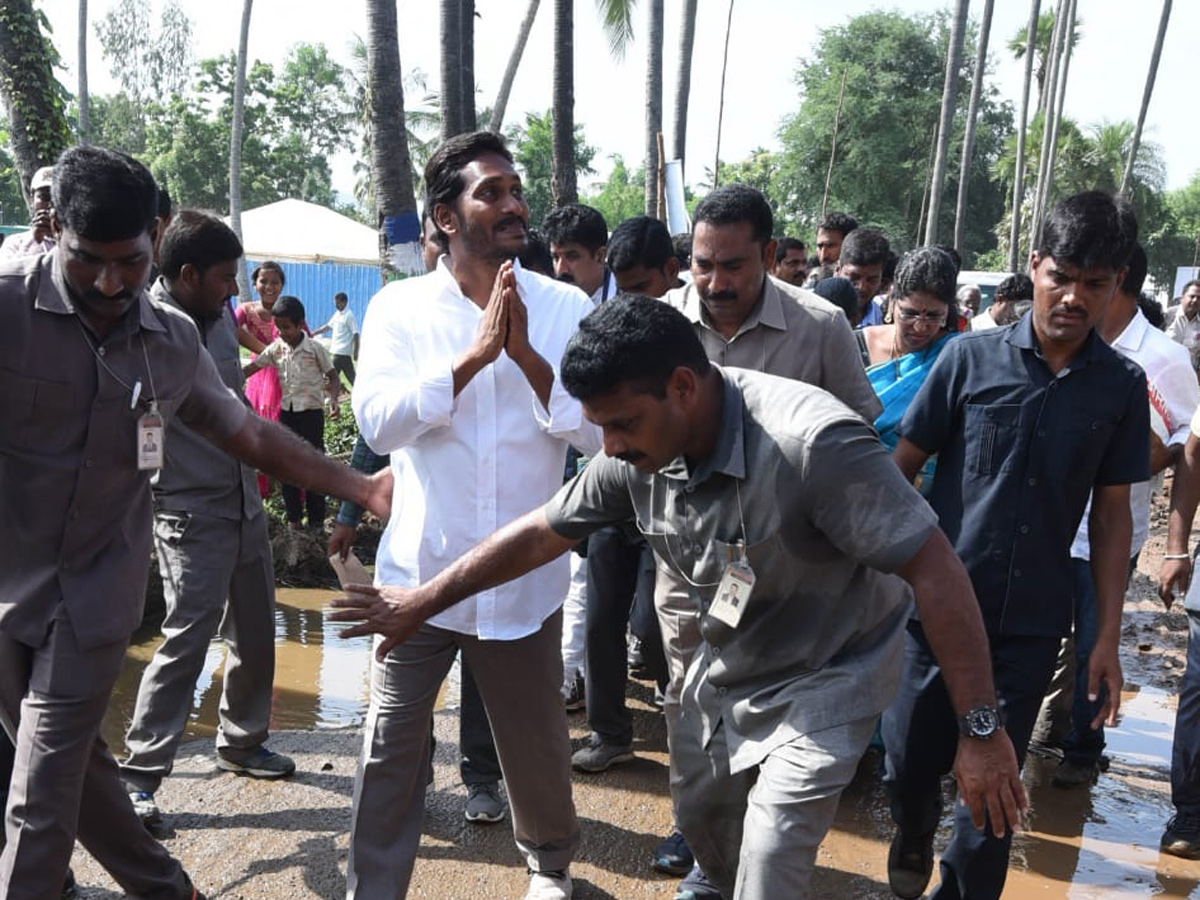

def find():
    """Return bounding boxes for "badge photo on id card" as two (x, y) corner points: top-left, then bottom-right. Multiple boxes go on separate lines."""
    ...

(137, 411), (164, 470)
(709, 559), (756, 628)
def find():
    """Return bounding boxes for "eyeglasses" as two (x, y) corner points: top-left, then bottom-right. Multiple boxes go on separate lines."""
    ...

(895, 307), (948, 326)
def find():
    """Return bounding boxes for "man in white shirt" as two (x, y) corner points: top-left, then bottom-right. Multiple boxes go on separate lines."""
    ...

(312, 290), (360, 385)
(971, 273), (1032, 331)
(347, 131), (600, 900)
(1169, 281), (1200, 370)
(1049, 246), (1198, 789)
(544, 203), (618, 306)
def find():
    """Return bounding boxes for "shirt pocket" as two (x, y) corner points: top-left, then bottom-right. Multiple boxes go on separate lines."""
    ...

(964, 403), (1022, 476)
(0, 372), (77, 453)
(1046, 408), (1119, 480)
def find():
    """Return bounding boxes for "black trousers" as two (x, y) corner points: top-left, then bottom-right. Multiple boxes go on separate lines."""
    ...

(279, 408), (326, 527)
(333, 354), (356, 386)
(584, 525), (667, 745)
(882, 621), (1059, 900)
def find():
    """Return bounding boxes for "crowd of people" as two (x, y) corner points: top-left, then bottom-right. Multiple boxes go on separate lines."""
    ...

(3, 131), (1200, 900)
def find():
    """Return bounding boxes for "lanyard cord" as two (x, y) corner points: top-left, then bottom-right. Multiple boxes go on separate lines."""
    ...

(651, 474), (749, 588)
(74, 314), (159, 411)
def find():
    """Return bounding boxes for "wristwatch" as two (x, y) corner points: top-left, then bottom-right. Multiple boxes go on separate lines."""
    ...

(957, 705), (1003, 739)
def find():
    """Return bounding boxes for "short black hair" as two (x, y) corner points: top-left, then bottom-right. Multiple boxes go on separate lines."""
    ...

(1036, 191), (1137, 272)
(893, 247), (959, 315)
(881, 249), (899, 282)
(812, 277), (859, 321)
(542, 203), (609, 253)
(424, 131), (515, 243)
(774, 237), (807, 264)
(1120, 245), (1148, 298)
(818, 212), (858, 238)
(251, 260), (286, 287)
(930, 243), (962, 275)
(995, 273), (1034, 303)
(519, 227), (554, 276)
(271, 295), (305, 325)
(1138, 294), (1165, 329)
(607, 216), (674, 272)
(158, 209), (243, 280)
(672, 233), (692, 268)
(561, 295), (711, 401)
(53, 146), (158, 241)
(693, 185), (773, 245)
(1185, 279), (1200, 294)
(157, 186), (173, 220)
(839, 228), (890, 268)
(335, 291), (348, 303)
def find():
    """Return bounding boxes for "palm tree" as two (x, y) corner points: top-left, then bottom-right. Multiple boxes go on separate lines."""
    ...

(1033, 0), (1078, 240)
(671, 0), (698, 176)
(644, 0), (663, 216)
(924, 0), (969, 245)
(367, 0), (422, 275)
(460, 0), (476, 131)
(1008, 0), (1041, 272)
(550, 0), (576, 206)
(954, 0), (994, 251)
(229, 0), (253, 300)
(1121, 0), (1172, 194)
(77, 0), (89, 141)
(439, 0), (463, 138)
(1008, 8), (1081, 114)
(1029, 0), (1067, 245)
(489, 0), (541, 133)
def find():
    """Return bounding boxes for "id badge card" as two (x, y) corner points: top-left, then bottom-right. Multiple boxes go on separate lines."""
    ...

(709, 559), (756, 629)
(137, 412), (165, 470)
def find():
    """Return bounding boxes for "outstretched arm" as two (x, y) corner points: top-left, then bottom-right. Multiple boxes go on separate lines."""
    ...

(1162, 431), (1200, 608)
(330, 508), (577, 659)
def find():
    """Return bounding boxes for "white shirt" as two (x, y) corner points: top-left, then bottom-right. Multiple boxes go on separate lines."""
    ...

(1072, 309), (1198, 559)
(328, 307), (359, 355)
(971, 309), (999, 331)
(590, 270), (618, 307)
(1169, 307), (1200, 359)
(353, 258), (602, 639)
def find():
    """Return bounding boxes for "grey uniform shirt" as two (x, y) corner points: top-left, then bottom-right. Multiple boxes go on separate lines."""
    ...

(149, 279), (261, 522)
(664, 275), (882, 422)
(545, 367), (938, 773)
(0, 253), (250, 650)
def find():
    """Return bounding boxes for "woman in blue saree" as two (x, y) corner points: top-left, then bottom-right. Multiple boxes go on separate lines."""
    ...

(858, 247), (961, 495)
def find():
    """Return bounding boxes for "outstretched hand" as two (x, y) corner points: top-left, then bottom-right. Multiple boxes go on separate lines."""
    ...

(953, 731), (1027, 838)
(330, 584), (427, 660)
(1160, 557), (1192, 610)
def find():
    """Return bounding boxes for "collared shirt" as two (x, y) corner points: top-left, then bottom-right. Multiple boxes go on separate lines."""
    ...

(0, 253), (250, 650)
(149, 279), (262, 522)
(545, 367), (938, 773)
(328, 307), (359, 356)
(663, 274), (882, 422)
(899, 315), (1149, 637)
(257, 333), (334, 412)
(971, 309), (999, 331)
(589, 269), (618, 307)
(353, 258), (602, 639)
(0, 232), (55, 259)
(1168, 308), (1200, 367)
(1071, 309), (1198, 559)
(859, 296), (886, 328)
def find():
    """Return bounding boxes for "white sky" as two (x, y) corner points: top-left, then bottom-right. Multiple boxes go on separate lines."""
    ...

(39, 0), (1200, 200)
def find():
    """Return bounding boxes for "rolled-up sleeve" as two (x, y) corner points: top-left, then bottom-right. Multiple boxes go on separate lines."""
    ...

(531, 373), (603, 455)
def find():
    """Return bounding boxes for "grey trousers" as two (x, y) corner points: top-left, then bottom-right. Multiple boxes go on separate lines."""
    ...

(674, 713), (877, 900)
(346, 610), (579, 900)
(0, 610), (191, 900)
(121, 510), (276, 792)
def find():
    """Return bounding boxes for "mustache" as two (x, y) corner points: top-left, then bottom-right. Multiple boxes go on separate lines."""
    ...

(615, 451), (646, 464)
(84, 289), (135, 305)
(557, 273), (576, 284)
(496, 215), (526, 233)
(701, 289), (739, 302)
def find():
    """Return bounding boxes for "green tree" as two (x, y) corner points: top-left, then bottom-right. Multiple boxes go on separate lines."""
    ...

(0, 121), (31, 224)
(581, 155), (644, 228)
(508, 109), (595, 228)
(774, 11), (1012, 262)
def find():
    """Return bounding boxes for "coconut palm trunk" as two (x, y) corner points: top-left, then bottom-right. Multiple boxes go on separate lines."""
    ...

(551, 0), (577, 206)
(367, 0), (422, 276)
(953, 0), (993, 252)
(489, 0), (540, 133)
(671, 0), (698, 176)
(460, 0), (476, 132)
(924, 0), (969, 245)
(77, 0), (89, 141)
(440, 0), (463, 139)
(644, 0), (663, 216)
(229, 0), (252, 300)
(1035, 0), (1077, 236)
(1008, 0), (1042, 272)
(1121, 0), (1172, 194)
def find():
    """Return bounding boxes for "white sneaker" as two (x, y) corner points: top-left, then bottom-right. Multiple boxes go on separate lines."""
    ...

(523, 871), (572, 900)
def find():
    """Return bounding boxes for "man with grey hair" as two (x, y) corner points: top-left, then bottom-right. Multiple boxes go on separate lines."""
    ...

(957, 284), (982, 320)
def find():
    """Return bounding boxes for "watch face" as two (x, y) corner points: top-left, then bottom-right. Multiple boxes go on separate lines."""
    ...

(966, 707), (999, 737)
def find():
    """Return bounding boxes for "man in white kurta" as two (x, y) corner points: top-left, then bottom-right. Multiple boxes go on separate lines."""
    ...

(346, 131), (600, 900)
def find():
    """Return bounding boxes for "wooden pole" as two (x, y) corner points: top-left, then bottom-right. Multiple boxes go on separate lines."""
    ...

(656, 131), (666, 220)
(712, 0), (735, 188)
(821, 68), (848, 221)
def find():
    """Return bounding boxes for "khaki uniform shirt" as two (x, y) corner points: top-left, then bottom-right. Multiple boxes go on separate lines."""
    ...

(149, 279), (262, 522)
(546, 367), (938, 773)
(663, 275), (882, 422)
(258, 333), (333, 412)
(0, 253), (249, 650)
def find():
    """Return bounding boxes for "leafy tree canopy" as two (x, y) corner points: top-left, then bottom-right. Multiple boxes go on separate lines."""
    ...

(507, 109), (596, 229)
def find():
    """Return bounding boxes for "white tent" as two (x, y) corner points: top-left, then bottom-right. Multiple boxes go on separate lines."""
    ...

(237, 198), (378, 267)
